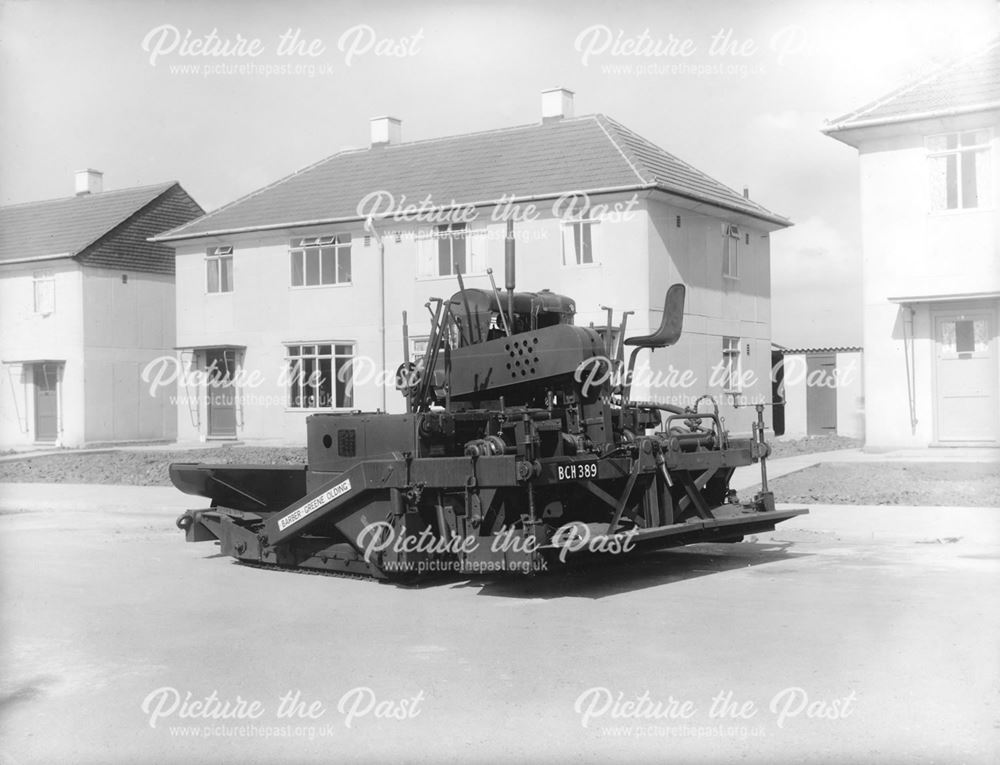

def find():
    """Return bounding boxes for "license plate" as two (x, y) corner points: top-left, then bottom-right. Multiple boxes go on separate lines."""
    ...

(556, 462), (598, 481)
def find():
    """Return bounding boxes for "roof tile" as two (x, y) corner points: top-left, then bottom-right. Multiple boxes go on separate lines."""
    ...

(826, 38), (1000, 131)
(157, 114), (787, 241)
(0, 182), (203, 273)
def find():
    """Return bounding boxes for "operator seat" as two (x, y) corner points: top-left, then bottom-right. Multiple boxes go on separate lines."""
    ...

(622, 283), (686, 401)
(624, 283), (686, 349)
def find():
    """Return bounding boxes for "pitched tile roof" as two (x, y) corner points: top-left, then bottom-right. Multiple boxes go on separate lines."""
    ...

(154, 113), (788, 242)
(0, 182), (205, 274)
(0, 183), (172, 261)
(825, 38), (1000, 132)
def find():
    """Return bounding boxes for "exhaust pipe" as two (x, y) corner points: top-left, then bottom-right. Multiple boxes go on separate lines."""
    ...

(505, 219), (515, 330)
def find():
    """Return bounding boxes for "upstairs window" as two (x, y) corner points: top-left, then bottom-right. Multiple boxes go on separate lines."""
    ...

(722, 224), (740, 279)
(437, 223), (468, 276)
(33, 270), (55, 314)
(416, 223), (485, 278)
(562, 213), (599, 266)
(722, 336), (742, 392)
(927, 130), (992, 211)
(286, 343), (355, 409)
(206, 246), (234, 293)
(290, 234), (352, 287)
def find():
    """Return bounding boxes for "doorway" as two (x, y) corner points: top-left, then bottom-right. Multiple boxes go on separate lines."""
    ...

(805, 354), (837, 435)
(934, 310), (998, 443)
(32, 362), (60, 442)
(204, 349), (238, 439)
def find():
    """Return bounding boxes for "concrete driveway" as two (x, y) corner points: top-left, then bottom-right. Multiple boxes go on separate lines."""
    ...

(0, 483), (997, 764)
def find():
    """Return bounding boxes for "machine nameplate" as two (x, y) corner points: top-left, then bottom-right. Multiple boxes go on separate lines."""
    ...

(277, 479), (352, 531)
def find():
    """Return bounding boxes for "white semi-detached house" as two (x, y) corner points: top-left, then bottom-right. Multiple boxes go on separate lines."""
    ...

(0, 172), (203, 448)
(825, 40), (1000, 448)
(152, 90), (790, 444)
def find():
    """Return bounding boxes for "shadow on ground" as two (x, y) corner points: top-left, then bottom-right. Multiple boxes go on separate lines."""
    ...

(207, 541), (808, 599)
(463, 541), (806, 600)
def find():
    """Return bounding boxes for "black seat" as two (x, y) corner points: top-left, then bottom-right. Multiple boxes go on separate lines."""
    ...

(624, 284), (686, 349)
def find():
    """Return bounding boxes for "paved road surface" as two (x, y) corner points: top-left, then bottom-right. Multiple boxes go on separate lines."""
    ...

(0, 483), (997, 764)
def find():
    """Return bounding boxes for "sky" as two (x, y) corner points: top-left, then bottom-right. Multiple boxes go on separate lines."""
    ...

(2, 0), (998, 347)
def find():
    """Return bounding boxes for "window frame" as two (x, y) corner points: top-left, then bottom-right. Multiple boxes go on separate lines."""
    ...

(206, 245), (234, 294)
(938, 316), (990, 359)
(32, 270), (55, 315)
(285, 342), (356, 411)
(561, 213), (600, 267)
(289, 234), (353, 289)
(722, 224), (740, 280)
(435, 223), (469, 277)
(722, 336), (742, 393)
(926, 129), (993, 213)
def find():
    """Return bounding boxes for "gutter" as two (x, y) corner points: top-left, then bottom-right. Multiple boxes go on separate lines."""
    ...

(823, 102), (1000, 134)
(149, 181), (790, 244)
(0, 252), (74, 266)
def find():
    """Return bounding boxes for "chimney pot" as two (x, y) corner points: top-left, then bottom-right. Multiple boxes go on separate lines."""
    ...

(541, 88), (575, 121)
(742, 185), (750, 199)
(370, 116), (402, 147)
(75, 169), (103, 196)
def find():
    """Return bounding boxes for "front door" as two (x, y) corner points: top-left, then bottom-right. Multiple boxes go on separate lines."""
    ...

(934, 310), (999, 443)
(33, 362), (60, 442)
(806, 354), (837, 435)
(205, 349), (237, 439)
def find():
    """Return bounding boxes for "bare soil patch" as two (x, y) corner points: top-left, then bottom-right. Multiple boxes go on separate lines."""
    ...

(0, 446), (306, 486)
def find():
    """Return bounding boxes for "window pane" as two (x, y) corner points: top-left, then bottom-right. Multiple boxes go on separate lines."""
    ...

(975, 150), (992, 208)
(335, 344), (352, 356)
(961, 150), (979, 208)
(301, 345), (316, 355)
(34, 278), (54, 313)
(338, 249), (351, 283)
(207, 259), (219, 292)
(318, 358), (332, 407)
(580, 224), (592, 264)
(955, 320), (974, 353)
(940, 321), (956, 352)
(320, 247), (337, 285)
(305, 249), (320, 286)
(926, 135), (948, 151)
(438, 235), (451, 275)
(288, 346), (300, 356)
(945, 153), (958, 209)
(335, 355), (354, 407)
(973, 319), (989, 351)
(291, 251), (304, 286)
(318, 344), (332, 355)
(289, 359), (302, 407)
(302, 358), (317, 407)
(452, 234), (466, 274)
(960, 131), (987, 147)
(572, 225), (583, 264)
(221, 257), (233, 292)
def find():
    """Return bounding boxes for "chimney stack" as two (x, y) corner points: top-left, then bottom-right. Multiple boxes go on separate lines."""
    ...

(75, 169), (103, 196)
(370, 116), (402, 147)
(541, 88), (575, 121)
